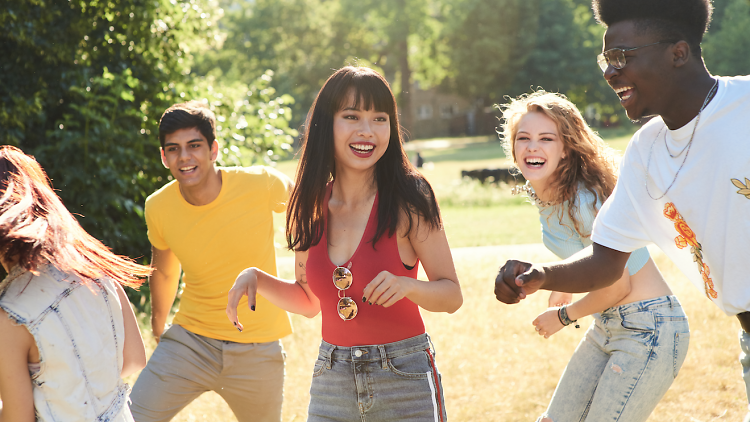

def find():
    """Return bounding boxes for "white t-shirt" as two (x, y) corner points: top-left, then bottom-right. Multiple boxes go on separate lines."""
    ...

(592, 75), (750, 316)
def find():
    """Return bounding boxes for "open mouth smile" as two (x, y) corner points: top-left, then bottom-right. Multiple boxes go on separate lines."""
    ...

(349, 143), (375, 157)
(614, 86), (634, 102)
(524, 157), (546, 169)
(180, 165), (197, 173)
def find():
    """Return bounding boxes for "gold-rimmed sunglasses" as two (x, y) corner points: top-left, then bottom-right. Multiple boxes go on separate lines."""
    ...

(333, 266), (358, 321)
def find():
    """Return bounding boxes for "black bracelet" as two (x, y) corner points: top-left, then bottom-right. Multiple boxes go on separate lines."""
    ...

(558, 305), (580, 328)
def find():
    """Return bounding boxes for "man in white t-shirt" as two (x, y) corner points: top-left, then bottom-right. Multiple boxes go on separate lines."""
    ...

(494, 0), (750, 417)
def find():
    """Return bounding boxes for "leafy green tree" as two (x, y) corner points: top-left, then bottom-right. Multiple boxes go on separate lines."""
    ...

(703, 0), (750, 77)
(1, 0), (295, 310)
(197, 0), (357, 131)
(441, 0), (540, 101)
(505, 0), (622, 118)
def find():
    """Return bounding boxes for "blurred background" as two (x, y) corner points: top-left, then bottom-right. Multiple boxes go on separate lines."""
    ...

(3, 1), (749, 420)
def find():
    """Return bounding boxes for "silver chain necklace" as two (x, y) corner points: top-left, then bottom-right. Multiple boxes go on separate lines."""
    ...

(645, 78), (718, 201)
(511, 180), (556, 207)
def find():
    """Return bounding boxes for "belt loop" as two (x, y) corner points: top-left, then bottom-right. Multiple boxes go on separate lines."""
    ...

(669, 295), (674, 309)
(378, 345), (387, 369)
(426, 333), (435, 357)
(323, 343), (334, 369)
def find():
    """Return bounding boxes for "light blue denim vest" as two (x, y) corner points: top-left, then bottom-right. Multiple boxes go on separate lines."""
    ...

(0, 264), (131, 421)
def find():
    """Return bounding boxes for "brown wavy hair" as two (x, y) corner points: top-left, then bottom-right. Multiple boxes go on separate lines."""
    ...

(0, 145), (151, 287)
(286, 66), (441, 251)
(499, 90), (618, 237)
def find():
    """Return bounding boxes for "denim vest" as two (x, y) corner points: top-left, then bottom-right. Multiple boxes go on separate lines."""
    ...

(0, 264), (131, 422)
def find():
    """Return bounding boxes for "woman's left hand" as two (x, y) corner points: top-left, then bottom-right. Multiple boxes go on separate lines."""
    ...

(363, 271), (414, 308)
(532, 307), (565, 339)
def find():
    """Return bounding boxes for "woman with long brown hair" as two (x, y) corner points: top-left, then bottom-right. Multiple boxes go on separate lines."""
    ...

(227, 66), (461, 421)
(0, 145), (151, 421)
(500, 90), (690, 422)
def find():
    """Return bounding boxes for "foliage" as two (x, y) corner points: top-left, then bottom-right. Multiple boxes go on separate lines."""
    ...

(440, 0), (540, 101)
(1, 0), (296, 311)
(203, 0), (445, 135)
(703, 0), (750, 77)
(506, 0), (621, 113)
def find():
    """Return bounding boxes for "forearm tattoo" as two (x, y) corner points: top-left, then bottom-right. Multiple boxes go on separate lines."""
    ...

(297, 261), (307, 284)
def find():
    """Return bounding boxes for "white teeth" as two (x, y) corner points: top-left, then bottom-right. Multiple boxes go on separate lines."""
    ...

(350, 144), (374, 152)
(526, 158), (545, 165)
(180, 166), (196, 171)
(621, 93), (632, 100)
(614, 86), (633, 94)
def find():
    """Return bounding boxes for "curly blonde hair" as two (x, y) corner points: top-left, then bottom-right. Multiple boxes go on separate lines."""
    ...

(499, 90), (619, 238)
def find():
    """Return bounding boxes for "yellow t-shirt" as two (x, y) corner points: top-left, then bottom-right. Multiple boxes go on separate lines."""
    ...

(145, 166), (293, 342)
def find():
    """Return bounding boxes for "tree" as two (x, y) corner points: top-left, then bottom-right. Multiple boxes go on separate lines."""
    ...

(505, 0), (622, 118)
(441, 0), (540, 101)
(0, 0), (295, 310)
(703, 0), (750, 77)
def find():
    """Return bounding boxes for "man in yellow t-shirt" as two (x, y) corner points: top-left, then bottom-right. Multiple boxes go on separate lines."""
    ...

(130, 101), (292, 422)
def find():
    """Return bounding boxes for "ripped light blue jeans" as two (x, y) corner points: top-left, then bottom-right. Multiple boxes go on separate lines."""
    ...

(539, 295), (690, 422)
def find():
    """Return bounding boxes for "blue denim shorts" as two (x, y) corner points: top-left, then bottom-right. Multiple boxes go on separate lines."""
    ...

(307, 333), (447, 422)
(541, 295), (690, 422)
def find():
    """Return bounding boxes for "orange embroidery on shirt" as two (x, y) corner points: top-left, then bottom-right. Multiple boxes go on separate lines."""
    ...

(663, 202), (718, 299)
(731, 178), (750, 199)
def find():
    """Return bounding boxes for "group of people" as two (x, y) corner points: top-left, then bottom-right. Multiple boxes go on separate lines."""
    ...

(0, 0), (747, 421)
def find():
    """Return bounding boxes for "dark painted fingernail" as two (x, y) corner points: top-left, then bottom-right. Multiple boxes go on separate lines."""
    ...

(369, 302), (372, 305)
(233, 321), (237, 326)
(362, 296), (367, 303)
(237, 327), (242, 332)
(251, 305), (256, 311)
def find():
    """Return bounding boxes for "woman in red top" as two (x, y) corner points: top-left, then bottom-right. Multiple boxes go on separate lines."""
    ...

(226, 66), (462, 421)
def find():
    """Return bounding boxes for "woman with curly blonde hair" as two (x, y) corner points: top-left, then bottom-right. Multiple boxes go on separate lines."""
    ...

(500, 90), (690, 422)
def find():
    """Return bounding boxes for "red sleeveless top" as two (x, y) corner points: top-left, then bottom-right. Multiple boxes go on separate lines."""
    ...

(306, 185), (426, 346)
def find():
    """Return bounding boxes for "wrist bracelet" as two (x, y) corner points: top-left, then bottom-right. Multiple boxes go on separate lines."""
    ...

(558, 305), (580, 328)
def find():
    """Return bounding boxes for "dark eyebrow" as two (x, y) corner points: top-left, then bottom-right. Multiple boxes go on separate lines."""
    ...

(164, 138), (204, 147)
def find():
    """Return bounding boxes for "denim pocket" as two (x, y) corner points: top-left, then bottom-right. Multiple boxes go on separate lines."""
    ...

(672, 330), (690, 378)
(620, 310), (656, 333)
(387, 350), (430, 379)
(312, 355), (327, 378)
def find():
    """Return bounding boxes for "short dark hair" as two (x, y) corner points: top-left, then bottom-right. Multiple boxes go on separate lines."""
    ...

(158, 101), (217, 148)
(593, 0), (713, 56)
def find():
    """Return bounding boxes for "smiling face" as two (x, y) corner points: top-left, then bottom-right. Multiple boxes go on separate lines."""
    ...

(602, 20), (675, 122)
(513, 111), (566, 197)
(332, 92), (391, 175)
(160, 127), (219, 189)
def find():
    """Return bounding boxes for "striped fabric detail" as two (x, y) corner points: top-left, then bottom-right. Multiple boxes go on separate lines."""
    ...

(425, 348), (444, 422)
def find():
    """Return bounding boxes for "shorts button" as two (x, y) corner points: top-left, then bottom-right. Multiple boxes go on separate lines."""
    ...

(354, 350), (363, 357)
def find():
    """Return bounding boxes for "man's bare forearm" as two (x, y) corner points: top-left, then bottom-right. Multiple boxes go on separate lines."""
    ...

(541, 243), (630, 293)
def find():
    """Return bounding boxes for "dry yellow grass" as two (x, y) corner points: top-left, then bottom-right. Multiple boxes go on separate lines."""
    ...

(132, 244), (745, 422)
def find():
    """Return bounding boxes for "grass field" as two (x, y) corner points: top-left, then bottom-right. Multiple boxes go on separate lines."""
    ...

(133, 126), (747, 421)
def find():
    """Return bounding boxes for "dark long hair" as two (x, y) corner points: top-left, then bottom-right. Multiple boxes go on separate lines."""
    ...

(0, 145), (151, 287)
(287, 66), (441, 251)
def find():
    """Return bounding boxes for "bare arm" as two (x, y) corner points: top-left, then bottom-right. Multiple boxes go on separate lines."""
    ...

(495, 242), (630, 304)
(115, 283), (147, 378)
(226, 250), (321, 329)
(0, 309), (35, 422)
(533, 266), (631, 337)
(148, 246), (181, 342)
(363, 216), (462, 314)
